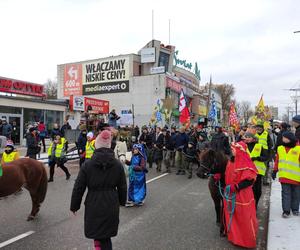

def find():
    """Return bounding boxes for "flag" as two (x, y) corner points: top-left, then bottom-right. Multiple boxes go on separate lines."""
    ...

(208, 96), (218, 125)
(256, 95), (265, 113)
(229, 102), (239, 130)
(179, 89), (190, 124)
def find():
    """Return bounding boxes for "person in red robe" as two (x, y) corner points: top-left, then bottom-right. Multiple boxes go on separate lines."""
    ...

(223, 141), (258, 248)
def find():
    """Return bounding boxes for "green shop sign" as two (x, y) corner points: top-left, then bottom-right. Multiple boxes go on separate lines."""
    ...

(174, 50), (201, 80)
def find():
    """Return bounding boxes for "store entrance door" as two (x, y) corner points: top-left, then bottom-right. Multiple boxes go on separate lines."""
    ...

(0, 114), (23, 145)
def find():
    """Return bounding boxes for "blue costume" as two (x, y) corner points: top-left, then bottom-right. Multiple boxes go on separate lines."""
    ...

(128, 144), (147, 204)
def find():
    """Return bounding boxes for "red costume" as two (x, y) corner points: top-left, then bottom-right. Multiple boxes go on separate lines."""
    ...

(223, 142), (258, 248)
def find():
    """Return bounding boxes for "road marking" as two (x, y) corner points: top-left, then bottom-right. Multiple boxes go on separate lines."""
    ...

(0, 231), (35, 248)
(146, 173), (169, 184)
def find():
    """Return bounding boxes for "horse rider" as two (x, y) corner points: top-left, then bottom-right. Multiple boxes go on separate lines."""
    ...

(1, 140), (20, 165)
(255, 121), (273, 185)
(210, 125), (231, 157)
(48, 134), (71, 182)
(85, 132), (95, 160)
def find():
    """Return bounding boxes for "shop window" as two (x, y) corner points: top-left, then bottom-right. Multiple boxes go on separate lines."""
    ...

(0, 106), (22, 114)
(158, 52), (169, 71)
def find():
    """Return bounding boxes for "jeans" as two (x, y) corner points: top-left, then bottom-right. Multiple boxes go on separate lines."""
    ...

(281, 183), (300, 213)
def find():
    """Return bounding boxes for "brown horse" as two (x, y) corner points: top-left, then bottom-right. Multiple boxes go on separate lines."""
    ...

(197, 148), (229, 236)
(0, 158), (48, 221)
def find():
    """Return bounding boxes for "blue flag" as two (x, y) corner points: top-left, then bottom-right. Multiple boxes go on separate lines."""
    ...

(208, 96), (218, 125)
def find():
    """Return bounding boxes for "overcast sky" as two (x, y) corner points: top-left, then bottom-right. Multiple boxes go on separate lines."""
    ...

(1, 0), (300, 117)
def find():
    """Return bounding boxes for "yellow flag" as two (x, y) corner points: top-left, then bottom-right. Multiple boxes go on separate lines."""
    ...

(256, 95), (265, 113)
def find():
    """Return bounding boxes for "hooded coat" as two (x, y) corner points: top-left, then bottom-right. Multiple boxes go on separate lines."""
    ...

(70, 148), (127, 239)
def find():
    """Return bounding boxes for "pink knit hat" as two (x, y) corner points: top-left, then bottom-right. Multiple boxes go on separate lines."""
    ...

(95, 130), (112, 149)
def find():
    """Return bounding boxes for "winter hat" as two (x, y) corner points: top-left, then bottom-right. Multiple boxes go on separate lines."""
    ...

(282, 131), (296, 143)
(95, 130), (112, 149)
(243, 132), (257, 140)
(87, 132), (94, 139)
(292, 115), (300, 124)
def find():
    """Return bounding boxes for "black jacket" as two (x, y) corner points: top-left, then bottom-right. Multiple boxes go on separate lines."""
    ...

(139, 132), (154, 149)
(210, 132), (231, 156)
(153, 133), (164, 161)
(51, 128), (61, 140)
(70, 148), (127, 239)
(26, 133), (39, 156)
(77, 132), (87, 153)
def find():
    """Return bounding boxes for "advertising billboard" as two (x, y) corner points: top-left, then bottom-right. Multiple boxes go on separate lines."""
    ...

(64, 64), (83, 96)
(63, 56), (130, 97)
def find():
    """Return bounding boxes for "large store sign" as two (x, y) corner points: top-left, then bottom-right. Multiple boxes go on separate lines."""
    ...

(70, 96), (109, 114)
(174, 50), (201, 80)
(63, 56), (130, 97)
(0, 77), (45, 97)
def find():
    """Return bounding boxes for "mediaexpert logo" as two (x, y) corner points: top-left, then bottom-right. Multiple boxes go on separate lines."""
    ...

(83, 81), (129, 95)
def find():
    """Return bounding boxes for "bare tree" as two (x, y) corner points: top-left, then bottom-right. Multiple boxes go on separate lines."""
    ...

(282, 114), (289, 123)
(44, 78), (57, 99)
(240, 101), (254, 124)
(215, 83), (235, 124)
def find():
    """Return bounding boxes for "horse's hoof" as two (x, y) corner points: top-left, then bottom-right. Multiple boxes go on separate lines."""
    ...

(27, 215), (34, 221)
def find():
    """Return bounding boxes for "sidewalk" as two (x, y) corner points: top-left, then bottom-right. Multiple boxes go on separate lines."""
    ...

(267, 179), (300, 250)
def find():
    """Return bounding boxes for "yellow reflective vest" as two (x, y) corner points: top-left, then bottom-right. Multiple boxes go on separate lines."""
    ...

(48, 138), (67, 158)
(85, 140), (95, 159)
(256, 131), (269, 150)
(2, 151), (19, 164)
(247, 143), (266, 176)
(277, 145), (300, 182)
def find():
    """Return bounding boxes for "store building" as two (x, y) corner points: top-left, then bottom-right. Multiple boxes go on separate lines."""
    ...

(57, 40), (203, 127)
(0, 76), (67, 144)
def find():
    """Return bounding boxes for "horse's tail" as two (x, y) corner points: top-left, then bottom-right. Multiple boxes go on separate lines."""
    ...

(37, 163), (48, 204)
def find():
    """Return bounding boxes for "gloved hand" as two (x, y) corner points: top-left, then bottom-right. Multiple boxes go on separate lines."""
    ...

(229, 184), (238, 193)
(213, 173), (221, 182)
(272, 171), (277, 180)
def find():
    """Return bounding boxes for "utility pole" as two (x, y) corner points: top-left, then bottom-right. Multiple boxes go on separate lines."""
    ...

(285, 88), (300, 116)
(206, 75), (212, 119)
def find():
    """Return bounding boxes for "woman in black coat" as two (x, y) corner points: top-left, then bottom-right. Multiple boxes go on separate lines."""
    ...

(70, 130), (127, 250)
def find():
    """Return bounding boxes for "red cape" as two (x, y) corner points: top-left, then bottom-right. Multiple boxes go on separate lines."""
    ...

(224, 142), (258, 248)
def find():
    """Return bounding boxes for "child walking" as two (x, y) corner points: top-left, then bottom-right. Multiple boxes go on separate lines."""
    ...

(126, 144), (148, 207)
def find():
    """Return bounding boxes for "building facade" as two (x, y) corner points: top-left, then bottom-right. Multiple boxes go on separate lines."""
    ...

(57, 40), (204, 127)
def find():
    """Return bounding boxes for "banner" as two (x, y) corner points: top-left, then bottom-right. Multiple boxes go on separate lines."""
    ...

(64, 64), (83, 97)
(85, 97), (109, 114)
(69, 96), (109, 114)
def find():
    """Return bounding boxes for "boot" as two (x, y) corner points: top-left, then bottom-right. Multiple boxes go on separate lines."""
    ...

(48, 178), (53, 182)
(176, 170), (181, 175)
(188, 173), (192, 179)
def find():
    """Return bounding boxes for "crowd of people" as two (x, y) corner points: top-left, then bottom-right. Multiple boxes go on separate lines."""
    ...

(2, 112), (300, 250)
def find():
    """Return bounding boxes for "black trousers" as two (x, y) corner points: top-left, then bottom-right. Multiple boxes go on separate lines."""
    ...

(94, 238), (112, 250)
(49, 161), (70, 179)
(252, 174), (262, 207)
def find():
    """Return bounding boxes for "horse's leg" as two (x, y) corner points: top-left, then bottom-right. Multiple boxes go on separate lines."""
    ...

(219, 198), (226, 237)
(208, 177), (221, 224)
(27, 191), (40, 221)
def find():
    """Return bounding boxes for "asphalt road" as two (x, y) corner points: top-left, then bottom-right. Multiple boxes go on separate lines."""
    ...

(0, 161), (270, 250)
